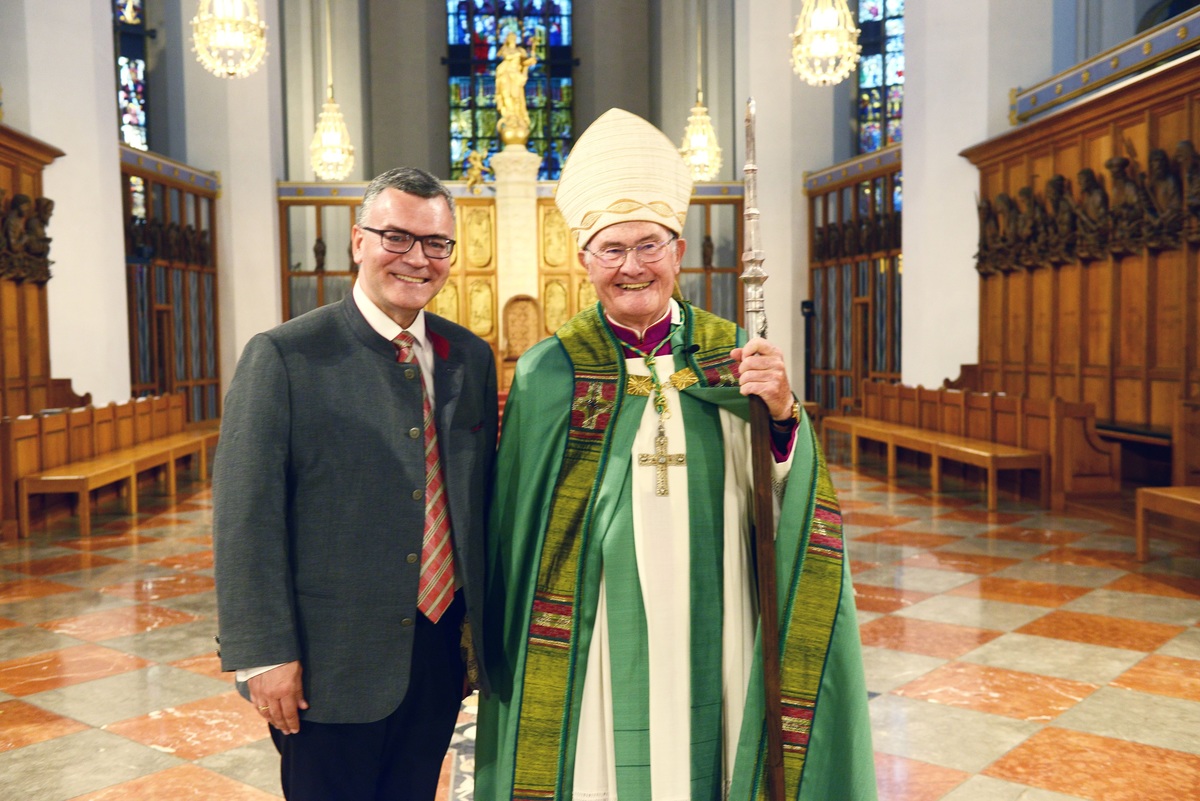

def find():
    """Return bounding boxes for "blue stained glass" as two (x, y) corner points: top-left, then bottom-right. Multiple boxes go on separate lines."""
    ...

(887, 119), (902, 145)
(859, 54), (883, 88)
(859, 0), (883, 21)
(860, 122), (882, 153)
(893, 171), (903, 212)
(885, 18), (904, 36)
(886, 52), (904, 85)
(886, 0), (904, 16)
(114, 0), (142, 25)
(118, 56), (147, 150)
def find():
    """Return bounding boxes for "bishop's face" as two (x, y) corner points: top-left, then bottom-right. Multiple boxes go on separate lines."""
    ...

(581, 220), (685, 333)
(351, 188), (454, 328)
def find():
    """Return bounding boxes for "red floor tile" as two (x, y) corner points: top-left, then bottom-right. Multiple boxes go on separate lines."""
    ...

(859, 616), (1003, 659)
(99, 573), (216, 602)
(40, 604), (201, 642)
(2, 552), (124, 576)
(947, 577), (1093, 607)
(898, 550), (1022, 574)
(0, 699), (89, 752)
(852, 584), (933, 614)
(1112, 654), (1200, 702)
(1016, 610), (1185, 651)
(56, 533), (161, 551)
(1105, 571), (1200, 600)
(67, 763), (279, 800)
(841, 511), (922, 528)
(855, 530), (964, 549)
(984, 727), (1200, 800)
(103, 691), (269, 761)
(893, 661), (1097, 720)
(0, 577), (81, 605)
(937, 509), (1029, 525)
(874, 751), (969, 801)
(0, 644), (151, 696)
(143, 550), (214, 572)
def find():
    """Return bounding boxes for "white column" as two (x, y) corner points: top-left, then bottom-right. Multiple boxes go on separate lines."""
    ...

(901, 0), (1052, 387)
(24, 0), (131, 405)
(490, 144), (542, 351)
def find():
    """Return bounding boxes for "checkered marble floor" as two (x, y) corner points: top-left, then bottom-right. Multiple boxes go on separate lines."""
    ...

(1, 456), (1198, 800)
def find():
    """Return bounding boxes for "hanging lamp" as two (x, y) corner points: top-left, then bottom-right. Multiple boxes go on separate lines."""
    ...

(679, 25), (722, 182)
(309, 0), (355, 181)
(790, 0), (861, 87)
(190, 0), (268, 79)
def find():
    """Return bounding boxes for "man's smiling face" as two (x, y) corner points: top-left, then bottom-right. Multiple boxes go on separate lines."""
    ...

(581, 220), (685, 333)
(351, 188), (455, 328)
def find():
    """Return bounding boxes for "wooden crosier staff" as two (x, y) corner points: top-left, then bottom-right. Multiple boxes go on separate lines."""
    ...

(740, 98), (785, 801)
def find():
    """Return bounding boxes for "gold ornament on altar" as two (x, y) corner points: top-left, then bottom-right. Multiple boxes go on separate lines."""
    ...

(790, 0), (861, 87)
(679, 26), (722, 182)
(465, 150), (492, 194)
(309, 0), (354, 181)
(190, 0), (268, 79)
(495, 32), (538, 146)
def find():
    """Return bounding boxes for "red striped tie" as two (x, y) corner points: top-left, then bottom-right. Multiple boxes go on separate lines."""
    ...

(394, 332), (455, 623)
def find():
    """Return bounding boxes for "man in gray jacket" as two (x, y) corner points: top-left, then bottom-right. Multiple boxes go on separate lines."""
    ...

(214, 166), (497, 800)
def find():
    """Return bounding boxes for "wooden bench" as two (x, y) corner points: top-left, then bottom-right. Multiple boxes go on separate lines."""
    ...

(1136, 486), (1200, 561)
(824, 381), (1120, 510)
(1, 393), (216, 540)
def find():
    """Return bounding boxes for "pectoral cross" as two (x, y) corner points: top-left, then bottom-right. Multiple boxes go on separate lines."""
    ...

(638, 424), (686, 496)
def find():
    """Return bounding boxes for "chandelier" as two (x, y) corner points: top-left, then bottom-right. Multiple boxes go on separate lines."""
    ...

(190, 0), (268, 79)
(679, 27), (722, 182)
(310, 0), (355, 181)
(790, 0), (861, 87)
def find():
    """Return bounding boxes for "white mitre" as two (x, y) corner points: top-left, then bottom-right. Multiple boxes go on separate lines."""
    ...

(555, 108), (694, 249)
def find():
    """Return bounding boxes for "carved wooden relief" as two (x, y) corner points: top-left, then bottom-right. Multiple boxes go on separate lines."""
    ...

(465, 206), (493, 269)
(542, 205), (571, 269)
(468, 279), (494, 336)
(502, 295), (539, 360)
(543, 278), (568, 334)
(435, 283), (460, 324)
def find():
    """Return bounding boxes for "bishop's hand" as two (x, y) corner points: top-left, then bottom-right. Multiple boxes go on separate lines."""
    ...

(731, 337), (793, 421)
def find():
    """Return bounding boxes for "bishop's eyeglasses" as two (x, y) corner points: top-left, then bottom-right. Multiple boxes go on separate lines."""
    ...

(361, 227), (456, 259)
(584, 235), (678, 268)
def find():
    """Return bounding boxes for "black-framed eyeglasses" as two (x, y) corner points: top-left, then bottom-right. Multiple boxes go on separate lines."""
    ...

(584, 235), (677, 268)
(360, 227), (456, 259)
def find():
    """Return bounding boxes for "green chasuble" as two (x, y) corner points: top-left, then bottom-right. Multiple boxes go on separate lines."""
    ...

(477, 302), (877, 800)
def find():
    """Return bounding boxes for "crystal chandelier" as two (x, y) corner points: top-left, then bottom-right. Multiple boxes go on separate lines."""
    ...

(790, 0), (861, 87)
(679, 27), (722, 182)
(310, 0), (354, 181)
(190, 0), (268, 79)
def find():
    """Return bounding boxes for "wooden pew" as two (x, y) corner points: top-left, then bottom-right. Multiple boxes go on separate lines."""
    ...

(1, 393), (217, 541)
(1136, 486), (1200, 561)
(823, 381), (1120, 510)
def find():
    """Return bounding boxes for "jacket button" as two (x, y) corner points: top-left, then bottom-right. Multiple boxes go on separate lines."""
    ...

(401, 617), (414, 627)
(408, 427), (420, 439)
(404, 368), (417, 380)
(412, 489), (423, 501)
(406, 553), (418, 564)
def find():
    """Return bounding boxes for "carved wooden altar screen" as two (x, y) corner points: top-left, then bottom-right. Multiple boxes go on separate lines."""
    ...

(120, 147), (221, 423)
(804, 144), (903, 413)
(277, 185), (501, 365)
(961, 54), (1200, 432)
(0, 124), (88, 417)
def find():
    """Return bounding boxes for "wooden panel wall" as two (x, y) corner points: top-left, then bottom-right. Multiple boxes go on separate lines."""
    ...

(962, 55), (1200, 432)
(0, 124), (85, 418)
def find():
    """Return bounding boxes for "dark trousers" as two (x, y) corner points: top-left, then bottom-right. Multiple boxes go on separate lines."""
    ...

(270, 596), (466, 801)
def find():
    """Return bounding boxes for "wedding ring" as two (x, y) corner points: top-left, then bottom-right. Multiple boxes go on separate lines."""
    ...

(257, 705), (270, 711)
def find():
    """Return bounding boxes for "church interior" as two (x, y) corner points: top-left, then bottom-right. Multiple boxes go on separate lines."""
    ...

(2, 0), (1200, 798)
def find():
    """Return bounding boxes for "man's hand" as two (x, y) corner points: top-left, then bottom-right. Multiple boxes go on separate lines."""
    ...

(731, 337), (793, 421)
(248, 661), (309, 735)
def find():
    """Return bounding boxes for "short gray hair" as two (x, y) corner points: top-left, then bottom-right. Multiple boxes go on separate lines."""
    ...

(357, 167), (455, 225)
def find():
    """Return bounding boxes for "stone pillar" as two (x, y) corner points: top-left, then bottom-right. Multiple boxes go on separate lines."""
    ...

(490, 144), (543, 355)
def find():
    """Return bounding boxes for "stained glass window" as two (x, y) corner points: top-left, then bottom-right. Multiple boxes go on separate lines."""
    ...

(857, 0), (903, 153)
(113, 0), (150, 150)
(446, 1), (573, 181)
